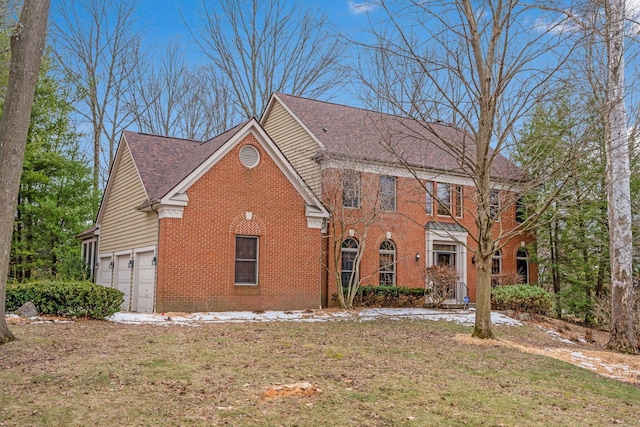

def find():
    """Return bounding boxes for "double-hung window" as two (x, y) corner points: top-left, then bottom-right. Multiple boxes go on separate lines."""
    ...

(235, 236), (258, 284)
(490, 190), (500, 219)
(426, 181), (433, 215)
(380, 175), (396, 211)
(437, 183), (451, 216)
(342, 170), (361, 208)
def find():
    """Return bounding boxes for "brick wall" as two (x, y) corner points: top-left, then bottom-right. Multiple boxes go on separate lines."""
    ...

(323, 169), (537, 304)
(156, 133), (323, 312)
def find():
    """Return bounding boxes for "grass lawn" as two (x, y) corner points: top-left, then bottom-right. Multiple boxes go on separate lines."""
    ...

(1, 317), (639, 426)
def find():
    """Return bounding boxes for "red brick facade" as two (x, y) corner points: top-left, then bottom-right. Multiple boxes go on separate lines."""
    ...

(322, 170), (537, 304)
(156, 134), (324, 312)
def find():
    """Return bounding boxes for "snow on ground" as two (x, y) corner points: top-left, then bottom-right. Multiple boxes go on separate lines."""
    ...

(106, 307), (523, 327)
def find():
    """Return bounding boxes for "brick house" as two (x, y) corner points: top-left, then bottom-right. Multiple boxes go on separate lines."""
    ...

(80, 94), (535, 312)
(82, 119), (328, 313)
(260, 93), (536, 306)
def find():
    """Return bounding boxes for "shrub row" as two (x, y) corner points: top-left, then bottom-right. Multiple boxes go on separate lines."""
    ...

(6, 281), (124, 319)
(356, 286), (428, 307)
(492, 284), (553, 314)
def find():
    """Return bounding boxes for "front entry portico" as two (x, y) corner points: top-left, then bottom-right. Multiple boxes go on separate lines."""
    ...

(425, 221), (468, 303)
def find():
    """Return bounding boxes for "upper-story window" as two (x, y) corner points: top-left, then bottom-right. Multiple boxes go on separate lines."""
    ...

(490, 190), (500, 219)
(455, 185), (463, 217)
(437, 182), (451, 216)
(380, 175), (396, 211)
(426, 181), (433, 215)
(342, 170), (361, 208)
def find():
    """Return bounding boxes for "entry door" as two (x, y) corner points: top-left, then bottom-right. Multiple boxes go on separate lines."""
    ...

(134, 251), (155, 313)
(99, 256), (112, 287)
(433, 244), (457, 269)
(116, 254), (132, 311)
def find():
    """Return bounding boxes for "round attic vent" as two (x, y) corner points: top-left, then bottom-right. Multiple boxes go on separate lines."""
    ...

(239, 145), (260, 168)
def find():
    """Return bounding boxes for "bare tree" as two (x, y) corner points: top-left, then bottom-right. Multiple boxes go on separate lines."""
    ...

(52, 0), (145, 190)
(128, 41), (237, 140)
(355, 0), (574, 338)
(0, 0), (50, 344)
(195, 0), (345, 119)
(603, 0), (636, 353)
(556, 0), (637, 353)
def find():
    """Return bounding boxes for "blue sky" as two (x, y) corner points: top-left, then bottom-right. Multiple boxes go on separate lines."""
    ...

(134, 0), (377, 60)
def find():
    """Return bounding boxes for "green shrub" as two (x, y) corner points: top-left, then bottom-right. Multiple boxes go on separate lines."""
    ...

(356, 286), (427, 307)
(492, 284), (553, 314)
(6, 281), (124, 319)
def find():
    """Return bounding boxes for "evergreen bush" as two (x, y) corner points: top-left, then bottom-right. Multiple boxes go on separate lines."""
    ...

(492, 284), (553, 314)
(6, 281), (123, 319)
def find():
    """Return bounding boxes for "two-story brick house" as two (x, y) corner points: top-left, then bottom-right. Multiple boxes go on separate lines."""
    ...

(80, 94), (535, 312)
(260, 93), (536, 306)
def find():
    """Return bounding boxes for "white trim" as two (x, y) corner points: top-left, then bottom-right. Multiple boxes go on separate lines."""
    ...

(159, 118), (329, 226)
(261, 94), (327, 150)
(157, 206), (184, 219)
(319, 157), (526, 192)
(134, 246), (156, 254)
(425, 228), (468, 297)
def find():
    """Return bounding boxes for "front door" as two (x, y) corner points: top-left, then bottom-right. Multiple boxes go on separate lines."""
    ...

(433, 244), (457, 269)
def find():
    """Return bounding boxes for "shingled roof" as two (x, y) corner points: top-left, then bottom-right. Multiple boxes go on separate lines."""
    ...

(124, 122), (248, 202)
(271, 93), (523, 181)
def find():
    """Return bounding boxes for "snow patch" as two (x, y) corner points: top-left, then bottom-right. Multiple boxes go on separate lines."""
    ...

(107, 308), (522, 327)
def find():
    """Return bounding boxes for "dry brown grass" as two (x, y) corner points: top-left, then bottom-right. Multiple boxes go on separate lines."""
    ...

(1, 315), (639, 426)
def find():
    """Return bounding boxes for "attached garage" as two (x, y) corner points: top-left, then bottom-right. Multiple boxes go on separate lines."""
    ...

(133, 248), (155, 313)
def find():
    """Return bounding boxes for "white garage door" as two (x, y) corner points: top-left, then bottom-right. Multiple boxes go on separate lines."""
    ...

(134, 250), (155, 313)
(116, 254), (132, 311)
(99, 256), (112, 287)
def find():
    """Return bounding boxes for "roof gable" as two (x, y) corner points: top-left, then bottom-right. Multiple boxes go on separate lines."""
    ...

(159, 119), (327, 217)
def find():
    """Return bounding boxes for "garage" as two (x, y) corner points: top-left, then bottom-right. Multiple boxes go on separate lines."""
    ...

(133, 248), (155, 313)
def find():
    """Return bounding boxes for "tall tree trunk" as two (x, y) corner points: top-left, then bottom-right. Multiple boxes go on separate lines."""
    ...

(0, 0), (50, 344)
(604, 0), (637, 353)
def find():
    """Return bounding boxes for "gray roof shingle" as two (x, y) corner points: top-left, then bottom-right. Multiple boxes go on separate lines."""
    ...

(273, 93), (523, 181)
(124, 121), (248, 202)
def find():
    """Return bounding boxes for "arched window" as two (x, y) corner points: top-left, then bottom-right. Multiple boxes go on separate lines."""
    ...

(379, 240), (396, 286)
(341, 238), (359, 288)
(517, 248), (529, 284)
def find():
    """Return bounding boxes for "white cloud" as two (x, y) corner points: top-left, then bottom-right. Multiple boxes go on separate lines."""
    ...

(348, 1), (376, 15)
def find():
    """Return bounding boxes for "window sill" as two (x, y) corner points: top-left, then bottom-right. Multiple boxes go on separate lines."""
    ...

(234, 283), (258, 287)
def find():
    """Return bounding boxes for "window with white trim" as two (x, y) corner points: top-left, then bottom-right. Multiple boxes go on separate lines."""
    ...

(490, 190), (500, 219)
(380, 175), (396, 211)
(437, 182), (451, 216)
(342, 170), (361, 208)
(426, 181), (433, 215)
(517, 248), (529, 284)
(341, 238), (359, 288)
(491, 250), (502, 286)
(455, 185), (463, 217)
(235, 236), (258, 284)
(379, 240), (396, 286)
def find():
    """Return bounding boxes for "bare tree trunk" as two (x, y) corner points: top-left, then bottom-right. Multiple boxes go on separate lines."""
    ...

(604, 0), (636, 353)
(0, 0), (50, 344)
